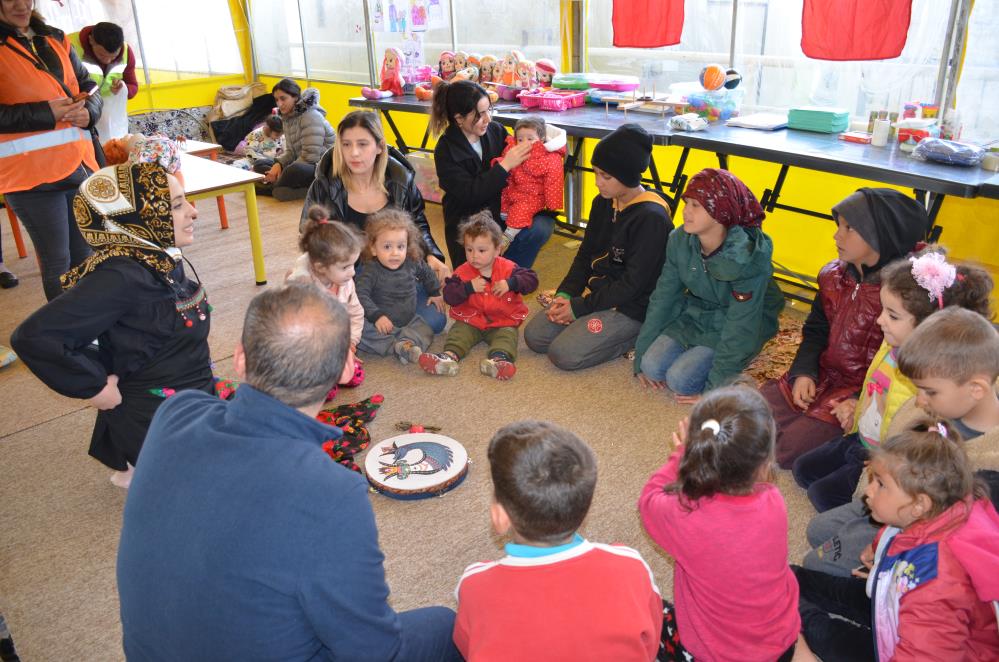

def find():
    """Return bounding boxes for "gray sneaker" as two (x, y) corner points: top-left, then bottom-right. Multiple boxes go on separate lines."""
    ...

(393, 340), (422, 365)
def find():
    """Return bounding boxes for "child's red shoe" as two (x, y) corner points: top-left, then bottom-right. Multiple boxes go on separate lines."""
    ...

(480, 358), (516, 380)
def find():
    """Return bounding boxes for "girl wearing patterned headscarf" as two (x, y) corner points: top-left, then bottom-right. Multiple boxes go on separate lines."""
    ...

(633, 168), (784, 401)
(12, 163), (214, 488)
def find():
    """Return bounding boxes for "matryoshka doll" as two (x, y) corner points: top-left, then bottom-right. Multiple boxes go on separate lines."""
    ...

(439, 51), (456, 80)
(514, 59), (535, 89)
(535, 58), (557, 87)
(479, 54), (497, 84)
(454, 51), (468, 72)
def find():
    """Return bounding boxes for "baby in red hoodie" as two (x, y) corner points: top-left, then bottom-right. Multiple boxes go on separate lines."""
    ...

(492, 116), (566, 250)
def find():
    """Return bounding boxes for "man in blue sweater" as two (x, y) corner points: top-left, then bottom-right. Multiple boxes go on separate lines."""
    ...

(117, 282), (460, 661)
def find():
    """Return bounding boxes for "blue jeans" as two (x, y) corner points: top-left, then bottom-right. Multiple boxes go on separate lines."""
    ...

(639, 335), (715, 396)
(792, 433), (868, 513)
(353, 261), (447, 334)
(397, 606), (463, 661)
(502, 213), (555, 269)
(6, 167), (92, 301)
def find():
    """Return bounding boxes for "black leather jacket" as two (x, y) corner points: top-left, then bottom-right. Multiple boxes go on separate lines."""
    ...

(301, 145), (444, 262)
(0, 18), (102, 135)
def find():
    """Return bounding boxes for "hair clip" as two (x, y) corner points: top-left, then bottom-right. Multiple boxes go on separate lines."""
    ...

(909, 252), (957, 310)
(935, 422), (948, 437)
(700, 419), (721, 435)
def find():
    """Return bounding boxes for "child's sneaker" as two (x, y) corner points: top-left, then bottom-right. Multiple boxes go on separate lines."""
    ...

(393, 339), (422, 365)
(419, 352), (460, 376)
(480, 357), (516, 380)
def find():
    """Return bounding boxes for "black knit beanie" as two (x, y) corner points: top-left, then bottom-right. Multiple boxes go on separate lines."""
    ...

(591, 123), (652, 188)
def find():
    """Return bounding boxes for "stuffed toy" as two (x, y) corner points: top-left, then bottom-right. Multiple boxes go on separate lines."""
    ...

(361, 47), (405, 99)
(479, 54), (497, 83)
(535, 58), (557, 87)
(514, 59), (536, 89)
(454, 50), (468, 72)
(438, 50), (456, 80)
(500, 50), (524, 86)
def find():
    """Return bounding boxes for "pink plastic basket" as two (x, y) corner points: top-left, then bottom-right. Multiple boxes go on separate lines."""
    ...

(519, 89), (587, 112)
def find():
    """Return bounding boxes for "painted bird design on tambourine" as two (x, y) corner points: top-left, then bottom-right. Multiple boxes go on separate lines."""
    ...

(378, 441), (453, 480)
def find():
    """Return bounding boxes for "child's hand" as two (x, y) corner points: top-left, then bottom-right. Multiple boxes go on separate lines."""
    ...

(674, 394), (701, 405)
(375, 315), (394, 334)
(427, 295), (445, 313)
(851, 543), (875, 578)
(470, 276), (488, 293)
(499, 141), (532, 171)
(546, 298), (574, 325)
(671, 416), (690, 449)
(491, 279), (510, 296)
(637, 373), (666, 391)
(792, 375), (817, 410)
(90, 374), (122, 411)
(830, 398), (858, 431)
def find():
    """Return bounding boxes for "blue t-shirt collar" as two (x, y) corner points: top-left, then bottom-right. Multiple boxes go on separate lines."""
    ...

(505, 533), (585, 558)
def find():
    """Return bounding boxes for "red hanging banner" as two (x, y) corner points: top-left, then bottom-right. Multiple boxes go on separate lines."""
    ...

(612, 0), (685, 48)
(801, 0), (913, 61)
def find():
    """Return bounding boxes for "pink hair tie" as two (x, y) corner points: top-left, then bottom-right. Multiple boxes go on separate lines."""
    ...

(909, 252), (957, 310)
(935, 422), (948, 437)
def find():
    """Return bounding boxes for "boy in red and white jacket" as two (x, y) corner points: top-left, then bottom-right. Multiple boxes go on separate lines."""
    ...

(492, 116), (566, 251)
(453, 420), (663, 661)
(419, 212), (537, 380)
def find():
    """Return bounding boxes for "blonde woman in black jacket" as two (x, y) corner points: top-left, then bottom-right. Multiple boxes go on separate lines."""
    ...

(302, 110), (449, 332)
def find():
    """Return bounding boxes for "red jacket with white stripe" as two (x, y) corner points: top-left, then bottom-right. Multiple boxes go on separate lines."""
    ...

(454, 538), (663, 661)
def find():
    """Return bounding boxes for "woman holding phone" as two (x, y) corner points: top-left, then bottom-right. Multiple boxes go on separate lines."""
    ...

(0, 0), (103, 301)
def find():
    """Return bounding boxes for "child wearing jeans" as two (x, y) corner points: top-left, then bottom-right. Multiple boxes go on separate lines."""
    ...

(286, 205), (366, 396)
(454, 420), (663, 661)
(634, 168), (784, 402)
(490, 116), (566, 251)
(639, 385), (801, 662)
(760, 188), (926, 468)
(419, 212), (538, 380)
(794, 422), (999, 661)
(804, 306), (999, 577)
(355, 209), (444, 364)
(792, 248), (993, 512)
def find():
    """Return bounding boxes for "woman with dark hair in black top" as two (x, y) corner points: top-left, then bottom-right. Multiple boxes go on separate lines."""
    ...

(430, 80), (555, 269)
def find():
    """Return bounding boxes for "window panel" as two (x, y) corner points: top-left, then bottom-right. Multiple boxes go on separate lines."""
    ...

(454, 0), (560, 72)
(133, 0), (243, 80)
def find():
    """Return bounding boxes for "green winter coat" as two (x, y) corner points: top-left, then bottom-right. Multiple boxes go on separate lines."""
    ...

(633, 225), (784, 390)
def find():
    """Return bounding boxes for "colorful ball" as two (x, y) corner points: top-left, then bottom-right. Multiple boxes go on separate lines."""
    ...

(723, 68), (742, 90)
(699, 64), (726, 91)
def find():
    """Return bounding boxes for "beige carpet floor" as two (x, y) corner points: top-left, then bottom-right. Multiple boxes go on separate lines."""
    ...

(0, 192), (816, 661)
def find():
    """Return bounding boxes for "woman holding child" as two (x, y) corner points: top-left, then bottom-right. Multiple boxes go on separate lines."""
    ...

(303, 110), (449, 332)
(430, 79), (555, 269)
(256, 78), (334, 201)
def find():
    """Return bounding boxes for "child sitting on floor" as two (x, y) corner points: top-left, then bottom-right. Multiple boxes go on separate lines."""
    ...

(233, 115), (285, 171)
(792, 248), (993, 513)
(103, 133), (183, 185)
(454, 420), (663, 661)
(761, 188), (926, 468)
(355, 208), (444, 364)
(639, 385), (801, 662)
(633, 168), (784, 402)
(490, 116), (566, 251)
(793, 422), (999, 661)
(286, 205), (366, 398)
(419, 212), (538, 380)
(523, 124), (672, 372)
(804, 306), (999, 577)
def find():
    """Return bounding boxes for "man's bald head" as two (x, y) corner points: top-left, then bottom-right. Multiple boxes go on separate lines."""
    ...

(241, 282), (350, 408)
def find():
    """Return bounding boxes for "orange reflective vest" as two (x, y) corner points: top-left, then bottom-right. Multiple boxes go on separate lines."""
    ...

(0, 32), (98, 193)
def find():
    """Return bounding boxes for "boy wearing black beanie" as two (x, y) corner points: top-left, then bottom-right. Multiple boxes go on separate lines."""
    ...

(524, 124), (673, 370)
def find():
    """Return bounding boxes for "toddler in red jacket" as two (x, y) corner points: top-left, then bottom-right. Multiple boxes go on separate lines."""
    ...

(491, 116), (566, 251)
(419, 212), (537, 380)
